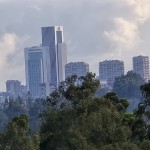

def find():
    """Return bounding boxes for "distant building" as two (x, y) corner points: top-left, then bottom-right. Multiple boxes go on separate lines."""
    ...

(24, 46), (50, 98)
(133, 55), (150, 82)
(6, 80), (21, 98)
(99, 60), (124, 87)
(65, 62), (89, 78)
(24, 26), (67, 98)
(41, 26), (67, 86)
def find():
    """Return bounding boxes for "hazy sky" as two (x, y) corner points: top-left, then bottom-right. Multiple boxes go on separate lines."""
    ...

(0, 0), (150, 90)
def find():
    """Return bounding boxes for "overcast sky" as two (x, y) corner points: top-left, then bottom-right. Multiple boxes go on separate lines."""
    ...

(0, 0), (150, 90)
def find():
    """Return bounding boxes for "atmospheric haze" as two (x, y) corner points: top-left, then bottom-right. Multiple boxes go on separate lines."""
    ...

(0, 0), (150, 90)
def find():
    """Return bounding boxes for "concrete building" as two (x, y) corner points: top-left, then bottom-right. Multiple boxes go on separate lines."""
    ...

(41, 26), (67, 87)
(65, 62), (89, 78)
(6, 80), (21, 98)
(24, 46), (50, 98)
(99, 60), (124, 87)
(133, 55), (150, 82)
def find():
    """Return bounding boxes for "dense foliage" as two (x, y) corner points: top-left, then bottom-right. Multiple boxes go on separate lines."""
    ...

(113, 71), (145, 111)
(0, 97), (45, 133)
(0, 115), (40, 150)
(1, 73), (150, 149)
(40, 73), (150, 149)
(113, 71), (144, 99)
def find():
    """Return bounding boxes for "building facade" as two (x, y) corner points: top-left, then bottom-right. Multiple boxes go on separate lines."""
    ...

(25, 26), (67, 98)
(99, 60), (124, 87)
(6, 80), (21, 98)
(24, 46), (49, 98)
(41, 26), (67, 87)
(65, 62), (89, 78)
(133, 55), (150, 82)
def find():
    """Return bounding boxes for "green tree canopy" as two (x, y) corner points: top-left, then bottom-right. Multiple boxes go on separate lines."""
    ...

(47, 72), (100, 109)
(113, 71), (144, 99)
(40, 74), (132, 150)
(0, 115), (40, 150)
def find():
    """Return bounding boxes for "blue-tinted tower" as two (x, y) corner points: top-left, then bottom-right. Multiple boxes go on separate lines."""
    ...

(41, 26), (67, 87)
(24, 47), (49, 98)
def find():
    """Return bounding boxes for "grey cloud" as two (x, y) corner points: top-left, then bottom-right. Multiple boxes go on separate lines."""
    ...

(0, 0), (150, 90)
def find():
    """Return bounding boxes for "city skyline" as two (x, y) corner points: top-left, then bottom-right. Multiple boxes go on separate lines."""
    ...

(0, 0), (150, 90)
(3, 55), (150, 92)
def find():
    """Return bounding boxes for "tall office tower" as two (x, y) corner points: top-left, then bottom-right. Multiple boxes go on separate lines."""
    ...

(24, 46), (49, 98)
(99, 60), (124, 87)
(133, 55), (150, 82)
(6, 80), (21, 98)
(41, 26), (67, 87)
(65, 62), (89, 78)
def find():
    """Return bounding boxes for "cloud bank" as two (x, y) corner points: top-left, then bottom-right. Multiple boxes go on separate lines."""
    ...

(0, 0), (150, 90)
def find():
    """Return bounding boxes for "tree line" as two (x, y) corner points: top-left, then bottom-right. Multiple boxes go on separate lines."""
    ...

(0, 72), (150, 149)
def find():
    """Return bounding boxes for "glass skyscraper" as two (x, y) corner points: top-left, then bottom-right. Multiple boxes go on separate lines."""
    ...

(24, 46), (49, 98)
(41, 26), (67, 87)
(25, 26), (67, 98)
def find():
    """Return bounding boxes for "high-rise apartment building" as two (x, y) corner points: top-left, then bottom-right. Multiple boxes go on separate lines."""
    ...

(99, 60), (124, 86)
(65, 62), (89, 78)
(41, 26), (67, 86)
(133, 55), (149, 82)
(24, 46), (49, 98)
(6, 80), (21, 98)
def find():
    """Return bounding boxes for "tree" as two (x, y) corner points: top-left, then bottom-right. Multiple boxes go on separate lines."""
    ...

(100, 143), (139, 150)
(113, 71), (144, 111)
(113, 71), (144, 99)
(0, 115), (40, 150)
(28, 98), (45, 133)
(46, 72), (100, 109)
(40, 74), (133, 150)
(126, 82), (150, 142)
(4, 99), (27, 120)
(40, 97), (132, 150)
(104, 92), (129, 112)
(0, 110), (8, 132)
(96, 87), (111, 97)
(137, 140), (150, 150)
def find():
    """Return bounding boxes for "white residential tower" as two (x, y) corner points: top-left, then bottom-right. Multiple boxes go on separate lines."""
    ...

(133, 55), (150, 82)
